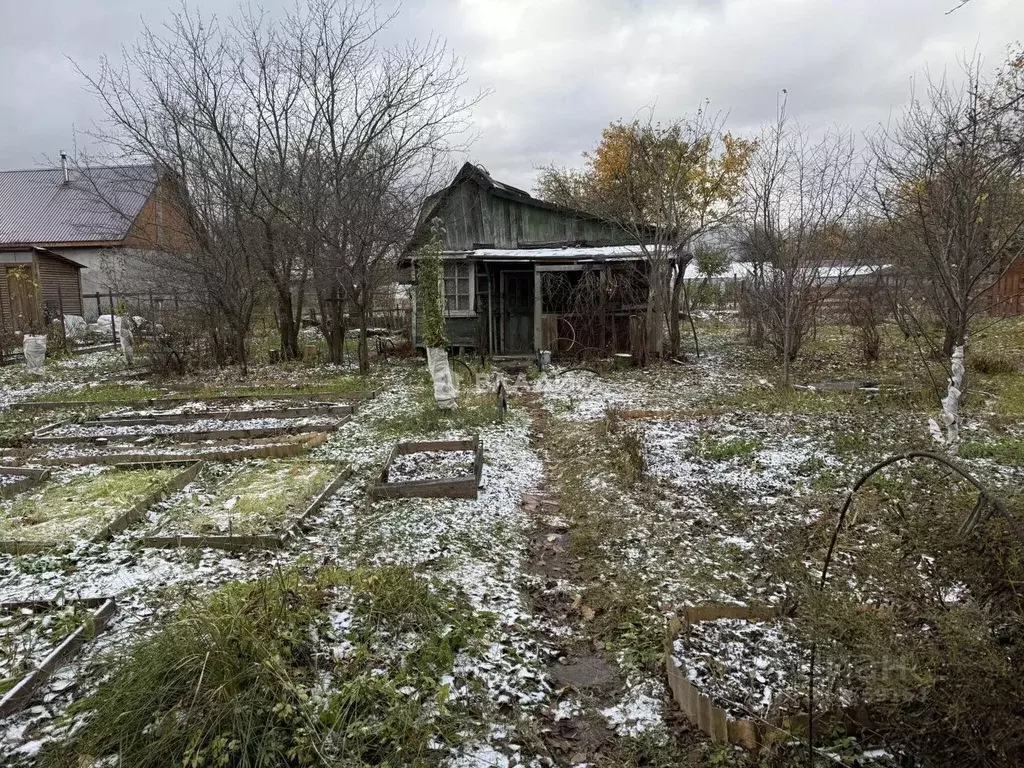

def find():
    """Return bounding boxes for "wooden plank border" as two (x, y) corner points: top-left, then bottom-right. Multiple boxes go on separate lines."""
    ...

(0, 598), (117, 717)
(11, 388), (380, 413)
(665, 605), (869, 750)
(91, 403), (354, 426)
(31, 415), (351, 445)
(21, 432), (331, 467)
(139, 465), (352, 551)
(0, 461), (204, 554)
(369, 436), (483, 500)
(0, 466), (50, 500)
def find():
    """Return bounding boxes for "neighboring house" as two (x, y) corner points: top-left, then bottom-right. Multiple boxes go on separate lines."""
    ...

(401, 163), (650, 355)
(0, 160), (193, 323)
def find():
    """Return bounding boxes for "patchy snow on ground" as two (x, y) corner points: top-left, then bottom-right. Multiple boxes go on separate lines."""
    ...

(389, 449), (477, 482)
(44, 415), (342, 439)
(601, 676), (666, 738)
(672, 616), (849, 721)
(538, 355), (741, 420)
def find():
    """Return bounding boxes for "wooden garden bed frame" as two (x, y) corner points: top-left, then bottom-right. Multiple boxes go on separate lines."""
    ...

(0, 461), (204, 554)
(0, 597), (117, 717)
(0, 466), (50, 500)
(91, 403), (354, 426)
(665, 604), (868, 751)
(10, 388), (380, 413)
(31, 415), (351, 445)
(139, 464), (352, 551)
(369, 436), (483, 500)
(0, 432), (331, 467)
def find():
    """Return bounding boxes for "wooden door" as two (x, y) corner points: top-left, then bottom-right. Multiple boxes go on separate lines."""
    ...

(502, 271), (533, 353)
(6, 266), (40, 333)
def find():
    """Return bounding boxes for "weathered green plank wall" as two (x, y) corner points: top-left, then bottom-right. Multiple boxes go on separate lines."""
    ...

(437, 181), (633, 250)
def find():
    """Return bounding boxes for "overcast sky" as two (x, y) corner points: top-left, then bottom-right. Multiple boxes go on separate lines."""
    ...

(0, 0), (1021, 191)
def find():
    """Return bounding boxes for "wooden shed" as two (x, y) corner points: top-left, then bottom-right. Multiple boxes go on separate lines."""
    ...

(989, 259), (1024, 316)
(0, 246), (84, 334)
(401, 163), (652, 356)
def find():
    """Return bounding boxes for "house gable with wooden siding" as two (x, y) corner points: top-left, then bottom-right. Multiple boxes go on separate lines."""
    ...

(0, 162), (195, 318)
(403, 163), (650, 355)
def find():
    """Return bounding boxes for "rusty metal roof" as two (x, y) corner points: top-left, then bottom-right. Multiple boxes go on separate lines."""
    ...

(0, 164), (157, 245)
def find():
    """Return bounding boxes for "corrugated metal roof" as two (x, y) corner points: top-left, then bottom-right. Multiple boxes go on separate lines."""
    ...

(0, 164), (157, 245)
(452, 245), (649, 261)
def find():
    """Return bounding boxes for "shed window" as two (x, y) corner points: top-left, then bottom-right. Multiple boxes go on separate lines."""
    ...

(444, 261), (473, 315)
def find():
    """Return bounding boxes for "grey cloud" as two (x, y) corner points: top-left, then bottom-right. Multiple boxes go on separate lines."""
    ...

(0, 0), (1019, 192)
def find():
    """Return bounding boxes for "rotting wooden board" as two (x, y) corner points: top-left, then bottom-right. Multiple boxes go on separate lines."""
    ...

(0, 466), (50, 501)
(32, 415), (351, 445)
(91, 403), (354, 426)
(10, 388), (380, 412)
(0, 598), (117, 717)
(369, 436), (484, 500)
(0, 461), (204, 554)
(139, 466), (352, 551)
(665, 605), (869, 751)
(21, 432), (331, 467)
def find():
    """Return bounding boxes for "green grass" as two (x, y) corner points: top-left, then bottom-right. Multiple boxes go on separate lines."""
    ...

(987, 374), (1024, 416)
(372, 382), (500, 437)
(44, 566), (485, 768)
(196, 378), (375, 397)
(27, 384), (166, 403)
(714, 384), (861, 414)
(155, 460), (340, 535)
(960, 437), (1024, 465)
(0, 468), (178, 543)
(690, 435), (762, 461)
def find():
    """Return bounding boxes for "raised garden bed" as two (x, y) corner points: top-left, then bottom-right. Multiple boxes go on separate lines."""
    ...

(0, 467), (50, 500)
(0, 597), (116, 716)
(369, 436), (483, 500)
(31, 414), (350, 445)
(12, 388), (380, 412)
(1, 433), (332, 467)
(0, 462), (202, 553)
(92, 402), (354, 425)
(140, 460), (352, 550)
(665, 605), (866, 750)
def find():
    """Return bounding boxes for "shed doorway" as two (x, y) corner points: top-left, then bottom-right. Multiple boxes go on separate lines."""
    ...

(6, 266), (40, 333)
(501, 270), (533, 354)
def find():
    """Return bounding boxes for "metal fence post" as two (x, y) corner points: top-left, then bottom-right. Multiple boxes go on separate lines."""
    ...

(108, 291), (117, 345)
(56, 284), (67, 351)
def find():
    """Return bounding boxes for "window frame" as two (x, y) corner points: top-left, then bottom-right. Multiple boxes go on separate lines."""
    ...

(442, 259), (475, 317)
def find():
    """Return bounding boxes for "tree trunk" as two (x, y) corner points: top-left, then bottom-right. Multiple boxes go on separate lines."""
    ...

(942, 320), (967, 359)
(277, 288), (300, 360)
(667, 264), (684, 357)
(682, 278), (702, 360)
(319, 290), (346, 365)
(645, 259), (669, 360)
(357, 304), (370, 375)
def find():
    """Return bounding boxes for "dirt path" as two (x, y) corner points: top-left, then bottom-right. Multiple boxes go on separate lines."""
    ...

(520, 392), (627, 766)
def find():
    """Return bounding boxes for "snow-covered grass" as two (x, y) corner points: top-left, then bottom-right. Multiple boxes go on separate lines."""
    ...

(43, 415), (342, 439)
(0, 467), (179, 544)
(0, 318), (1022, 766)
(671, 617), (848, 721)
(0, 602), (95, 692)
(389, 449), (477, 483)
(149, 459), (340, 535)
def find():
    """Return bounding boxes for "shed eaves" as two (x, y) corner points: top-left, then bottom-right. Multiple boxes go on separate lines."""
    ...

(0, 165), (157, 245)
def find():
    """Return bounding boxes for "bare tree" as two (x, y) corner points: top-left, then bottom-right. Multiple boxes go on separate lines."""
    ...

(869, 62), (1024, 361)
(739, 99), (862, 386)
(78, 0), (478, 375)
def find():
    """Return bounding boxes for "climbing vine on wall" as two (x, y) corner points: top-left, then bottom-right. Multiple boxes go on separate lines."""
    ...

(418, 218), (448, 349)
